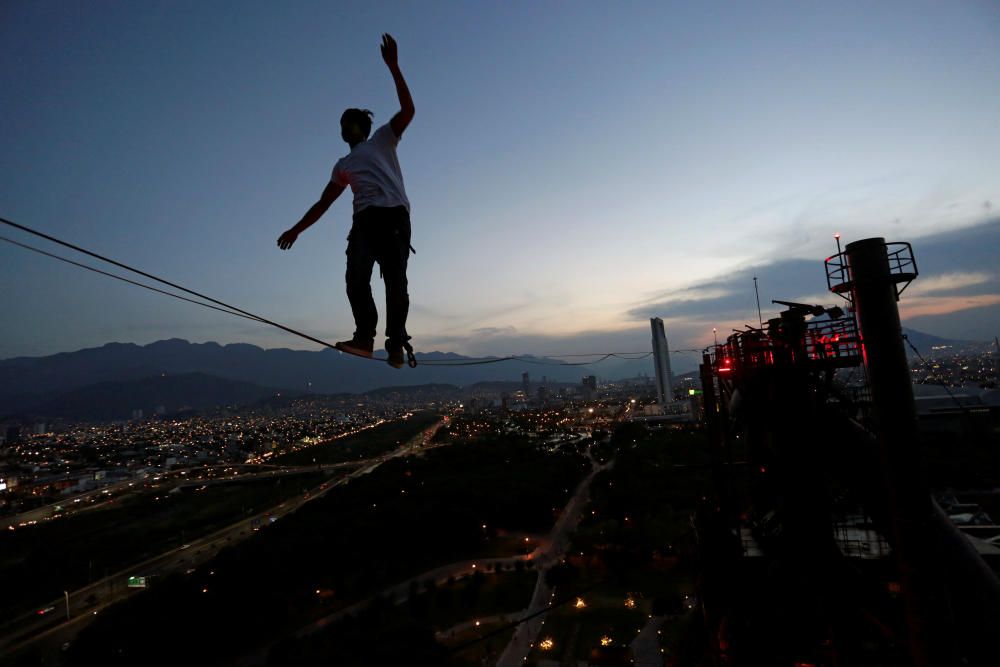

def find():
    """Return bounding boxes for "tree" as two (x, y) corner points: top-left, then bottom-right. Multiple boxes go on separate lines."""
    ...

(544, 563), (577, 592)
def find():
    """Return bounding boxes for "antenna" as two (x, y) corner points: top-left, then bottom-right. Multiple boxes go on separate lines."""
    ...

(753, 272), (763, 328)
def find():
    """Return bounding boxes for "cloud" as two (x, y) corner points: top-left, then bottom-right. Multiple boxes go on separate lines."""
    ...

(471, 326), (518, 337)
(898, 294), (1000, 319)
(628, 285), (736, 320)
(626, 259), (820, 321)
(622, 217), (1000, 343)
(419, 219), (1000, 363)
(906, 271), (992, 297)
(191, 217), (1000, 362)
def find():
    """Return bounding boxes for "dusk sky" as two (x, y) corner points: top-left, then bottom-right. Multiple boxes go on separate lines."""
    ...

(2, 1), (999, 363)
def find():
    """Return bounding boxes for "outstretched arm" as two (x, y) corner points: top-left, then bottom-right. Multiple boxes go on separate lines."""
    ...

(277, 181), (346, 250)
(381, 33), (414, 138)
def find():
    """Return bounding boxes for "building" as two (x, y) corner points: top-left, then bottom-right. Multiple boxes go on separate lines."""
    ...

(582, 375), (597, 401)
(650, 317), (673, 404)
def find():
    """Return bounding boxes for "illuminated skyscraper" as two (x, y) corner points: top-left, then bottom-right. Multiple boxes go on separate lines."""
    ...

(650, 317), (673, 404)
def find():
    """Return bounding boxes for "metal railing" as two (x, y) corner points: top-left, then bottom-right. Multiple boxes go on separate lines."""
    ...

(825, 241), (918, 299)
(713, 316), (862, 374)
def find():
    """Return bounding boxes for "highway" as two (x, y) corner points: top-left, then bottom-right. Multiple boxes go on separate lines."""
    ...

(0, 461), (357, 531)
(495, 452), (612, 667)
(0, 417), (445, 665)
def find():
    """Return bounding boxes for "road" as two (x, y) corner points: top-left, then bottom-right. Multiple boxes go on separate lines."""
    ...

(0, 417), (446, 665)
(0, 460), (364, 532)
(435, 612), (523, 642)
(0, 477), (139, 529)
(233, 433), (592, 666)
(495, 454), (611, 667)
(295, 555), (532, 642)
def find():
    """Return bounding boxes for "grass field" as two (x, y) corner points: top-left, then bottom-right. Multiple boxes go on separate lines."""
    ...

(270, 411), (441, 466)
(411, 570), (537, 633)
(0, 471), (330, 619)
(446, 622), (517, 666)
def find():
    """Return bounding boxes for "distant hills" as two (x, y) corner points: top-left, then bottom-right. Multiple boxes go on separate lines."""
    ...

(899, 327), (989, 356)
(1, 328), (986, 422)
(21, 372), (293, 422)
(0, 338), (643, 420)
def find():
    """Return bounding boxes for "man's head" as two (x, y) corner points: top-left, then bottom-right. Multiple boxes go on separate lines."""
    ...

(341, 108), (373, 145)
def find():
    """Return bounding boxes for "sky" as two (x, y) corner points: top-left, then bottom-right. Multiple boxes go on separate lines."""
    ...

(2, 0), (999, 365)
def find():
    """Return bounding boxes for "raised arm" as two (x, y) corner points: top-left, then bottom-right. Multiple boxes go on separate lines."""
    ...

(277, 181), (346, 250)
(381, 34), (414, 138)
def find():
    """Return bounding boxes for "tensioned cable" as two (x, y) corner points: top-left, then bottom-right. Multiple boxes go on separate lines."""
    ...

(517, 352), (646, 366)
(421, 356), (520, 367)
(0, 216), (342, 351)
(525, 351), (657, 358)
(0, 236), (265, 324)
(2, 217), (665, 368)
(902, 334), (972, 415)
(421, 352), (654, 367)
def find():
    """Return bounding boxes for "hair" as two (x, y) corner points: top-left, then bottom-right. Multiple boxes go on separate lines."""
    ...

(340, 108), (374, 138)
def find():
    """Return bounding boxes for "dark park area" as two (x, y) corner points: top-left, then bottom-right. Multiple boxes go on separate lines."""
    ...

(269, 410), (441, 466)
(0, 471), (328, 621)
(61, 433), (589, 666)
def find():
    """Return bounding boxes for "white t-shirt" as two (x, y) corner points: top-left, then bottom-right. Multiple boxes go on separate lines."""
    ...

(331, 123), (410, 214)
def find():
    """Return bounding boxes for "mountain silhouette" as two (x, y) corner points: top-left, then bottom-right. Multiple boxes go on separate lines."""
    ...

(0, 339), (637, 416)
(17, 372), (292, 422)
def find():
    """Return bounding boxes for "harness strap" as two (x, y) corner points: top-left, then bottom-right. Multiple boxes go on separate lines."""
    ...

(403, 341), (417, 368)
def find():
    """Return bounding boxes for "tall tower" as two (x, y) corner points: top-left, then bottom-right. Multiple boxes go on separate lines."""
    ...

(650, 317), (673, 404)
(522, 372), (530, 398)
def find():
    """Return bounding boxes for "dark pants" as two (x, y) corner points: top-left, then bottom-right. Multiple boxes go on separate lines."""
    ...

(345, 205), (411, 344)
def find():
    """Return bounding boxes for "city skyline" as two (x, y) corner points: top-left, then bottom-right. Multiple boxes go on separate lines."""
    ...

(3, 1), (999, 359)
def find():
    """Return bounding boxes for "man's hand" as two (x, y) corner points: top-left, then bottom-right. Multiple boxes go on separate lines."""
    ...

(381, 33), (414, 138)
(280, 181), (345, 251)
(277, 228), (299, 250)
(380, 33), (398, 69)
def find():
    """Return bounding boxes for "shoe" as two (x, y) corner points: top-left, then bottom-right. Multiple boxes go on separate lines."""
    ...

(335, 337), (374, 358)
(385, 340), (405, 369)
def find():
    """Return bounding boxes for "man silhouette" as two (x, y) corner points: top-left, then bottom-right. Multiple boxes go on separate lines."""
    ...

(278, 34), (415, 368)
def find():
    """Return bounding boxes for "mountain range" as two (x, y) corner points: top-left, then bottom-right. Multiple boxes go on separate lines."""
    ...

(19, 372), (294, 422)
(1, 328), (986, 422)
(0, 338), (651, 420)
